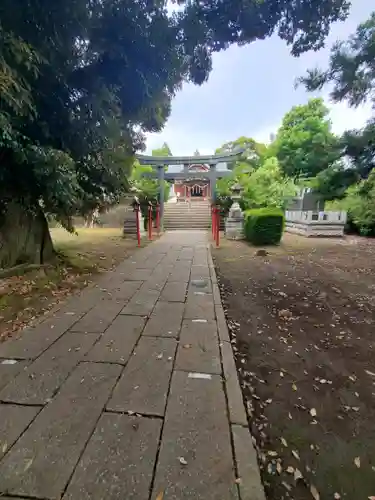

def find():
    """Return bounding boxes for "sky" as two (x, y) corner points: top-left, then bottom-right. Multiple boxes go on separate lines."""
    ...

(146, 1), (374, 156)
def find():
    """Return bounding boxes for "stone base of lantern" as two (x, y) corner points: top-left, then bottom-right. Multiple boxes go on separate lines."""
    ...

(225, 203), (245, 240)
(225, 217), (244, 240)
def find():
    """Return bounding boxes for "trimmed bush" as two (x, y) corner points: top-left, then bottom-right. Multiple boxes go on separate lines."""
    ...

(244, 208), (284, 245)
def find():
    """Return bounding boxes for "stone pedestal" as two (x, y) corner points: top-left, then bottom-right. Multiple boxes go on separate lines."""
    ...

(225, 202), (244, 240)
(123, 207), (144, 237)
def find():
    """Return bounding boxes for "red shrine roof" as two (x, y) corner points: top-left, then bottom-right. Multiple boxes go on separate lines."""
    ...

(188, 164), (210, 172)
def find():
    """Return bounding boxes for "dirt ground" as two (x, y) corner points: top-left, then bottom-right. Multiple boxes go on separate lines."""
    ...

(212, 233), (375, 500)
(0, 228), (146, 341)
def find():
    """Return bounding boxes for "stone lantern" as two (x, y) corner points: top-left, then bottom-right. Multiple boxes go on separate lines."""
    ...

(225, 182), (245, 240)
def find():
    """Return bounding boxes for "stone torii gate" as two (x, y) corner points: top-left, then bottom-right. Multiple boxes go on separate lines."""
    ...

(136, 151), (242, 229)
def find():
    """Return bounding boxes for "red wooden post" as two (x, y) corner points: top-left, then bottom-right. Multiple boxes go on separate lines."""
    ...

(135, 205), (141, 247)
(148, 205), (152, 240)
(156, 203), (160, 234)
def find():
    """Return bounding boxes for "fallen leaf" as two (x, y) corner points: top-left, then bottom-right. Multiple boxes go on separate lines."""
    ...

(276, 462), (282, 474)
(156, 353), (163, 359)
(310, 408), (317, 417)
(24, 458), (33, 472)
(292, 450), (300, 460)
(268, 450), (278, 457)
(288, 412), (293, 420)
(178, 456), (188, 466)
(354, 457), (361, 468)
(156, 492), (164, 500)
(292, 383), (297, 391)
(294, 468), (303, 481)
(280, 371), (284, 378)
(310, 484), (320, 500)
(334, 493), (341, 499)
(183, 344), (191, 349)
(286, 466), (294, 474)
(280, 437), (288, 447)
(282, 481), (292, 491)
(365, 370), (375, 377)
(1, 442), (7, 453)
(234, 478), (242, 484)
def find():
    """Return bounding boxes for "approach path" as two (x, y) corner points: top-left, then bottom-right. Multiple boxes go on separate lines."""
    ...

(0, 231), (264, 500)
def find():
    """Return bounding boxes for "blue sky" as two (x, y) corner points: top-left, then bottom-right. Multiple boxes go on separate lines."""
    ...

(146, 1), (374, 155)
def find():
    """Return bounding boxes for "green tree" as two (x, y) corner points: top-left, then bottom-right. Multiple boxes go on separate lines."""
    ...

(240, 157), (297, 210)
(216, 136), (267, 171)
(299, 12), (375, 108)
(275, 98), (340, 179)
(152, 142), (172, 157)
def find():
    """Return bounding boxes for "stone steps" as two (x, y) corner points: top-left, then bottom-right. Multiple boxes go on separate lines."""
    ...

(164, 201), (211, 229)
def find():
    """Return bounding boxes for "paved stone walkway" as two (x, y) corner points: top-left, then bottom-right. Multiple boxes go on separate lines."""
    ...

(0, 231), (264, 500)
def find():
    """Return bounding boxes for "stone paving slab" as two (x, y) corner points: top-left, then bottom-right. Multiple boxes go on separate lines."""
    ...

(168, 267), (191, 282)
(142, 301), (184, 338)
(0, 362), (121, 499)
(152, 370), (238, 500)
(0, 360), (28, 391)
(63, 413), (162, 500)
(0, 323), (70, 360)
(120, 288), (160, 316)
(107, 337), (176, 416)
(190, 265), (210, 280)
(0, 332), (99, 404)
(184, 293), (215, 320)
(232, 425), (266, 500)
(71, 299), (126, 333)
(175, 320), (221, 375)
(160, 281), (188, 302)
(85, 315), (145, 364)
(125, 268), (153, 281)
(0, 404), (40, 461)
(98, 280), (142, 301)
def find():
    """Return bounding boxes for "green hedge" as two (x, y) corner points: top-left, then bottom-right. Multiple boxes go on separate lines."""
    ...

(244, 208), (284, 245)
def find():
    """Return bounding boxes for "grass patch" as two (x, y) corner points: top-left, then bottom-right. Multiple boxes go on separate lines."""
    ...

(0, 227), (144, 341)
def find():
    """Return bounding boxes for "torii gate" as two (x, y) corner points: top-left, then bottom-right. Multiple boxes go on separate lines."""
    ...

(136, 151), (243, 229)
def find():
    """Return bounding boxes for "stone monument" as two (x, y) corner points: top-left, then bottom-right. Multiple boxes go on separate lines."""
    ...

(122, 195), (145, 237)
(225, 183), (245, 240)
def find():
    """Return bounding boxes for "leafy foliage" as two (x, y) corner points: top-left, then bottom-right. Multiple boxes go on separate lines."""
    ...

(240, 157), (297, 209)
(152, 142), (172, 157)
(299, 12), (375, 107)
(337, 171), (375, 236)
(216, 136), (267, 171)
(275, 98), (340, 179)
(244, 208), (284, 245)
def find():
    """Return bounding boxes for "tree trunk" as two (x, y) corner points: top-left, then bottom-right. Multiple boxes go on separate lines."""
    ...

(84, 211), (95, 228)
(0, 201), (55, 269)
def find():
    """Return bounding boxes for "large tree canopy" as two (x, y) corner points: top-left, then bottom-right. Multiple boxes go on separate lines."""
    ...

(274, 98), (340, 179)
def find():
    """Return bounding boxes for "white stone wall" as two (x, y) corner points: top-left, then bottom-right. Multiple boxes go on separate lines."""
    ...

(285, 211), (347, 237)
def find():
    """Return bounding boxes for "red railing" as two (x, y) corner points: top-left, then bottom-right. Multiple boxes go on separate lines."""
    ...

(211, 205), (220, 247)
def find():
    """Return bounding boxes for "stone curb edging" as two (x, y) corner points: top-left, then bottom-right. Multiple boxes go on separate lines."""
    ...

(210, 251), (266, 500)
